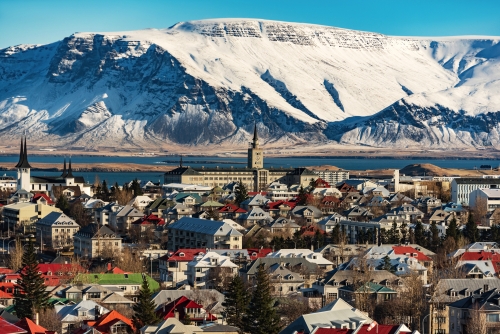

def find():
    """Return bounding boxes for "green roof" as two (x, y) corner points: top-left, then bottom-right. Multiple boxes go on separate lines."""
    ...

(75, 273), (160, 291)
(340, 282), (397, 294)
(200, 201), (224, 207)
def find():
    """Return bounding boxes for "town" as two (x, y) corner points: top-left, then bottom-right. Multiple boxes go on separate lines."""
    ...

(0, 132), (499, 334)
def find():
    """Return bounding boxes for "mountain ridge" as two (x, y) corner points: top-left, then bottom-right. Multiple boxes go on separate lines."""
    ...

(1, 19), (499, 150)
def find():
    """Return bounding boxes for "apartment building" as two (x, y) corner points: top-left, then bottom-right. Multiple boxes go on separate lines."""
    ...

(36, 212), (80, 249)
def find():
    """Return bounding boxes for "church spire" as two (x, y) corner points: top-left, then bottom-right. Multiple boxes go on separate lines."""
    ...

(252, 123), (259, 148)
(66, 157), (74, 178)
(16, 136), (32, 169)
(15, 138), (24, 168)
(61, 158), (67, 178)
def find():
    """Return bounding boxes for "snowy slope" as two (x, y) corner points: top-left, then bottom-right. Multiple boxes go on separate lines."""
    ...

(0, 19), (499, 149)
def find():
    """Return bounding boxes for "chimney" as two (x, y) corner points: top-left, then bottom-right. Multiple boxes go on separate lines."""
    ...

(485, 284), (489, 292)
(174, 309), (179, 320)
(35, 312), (39, 325)
(94, 305), (100, 320)
(107, 262), (112, 272)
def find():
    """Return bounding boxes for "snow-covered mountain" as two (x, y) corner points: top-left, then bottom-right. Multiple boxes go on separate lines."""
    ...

(1, 19), (499, 150)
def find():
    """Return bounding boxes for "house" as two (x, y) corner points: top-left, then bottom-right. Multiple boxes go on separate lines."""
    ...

(470, 188), (500, 213)
(14, 318), (51, 334)
(151, 289), (224, 316)
(268, 263), (305, 296)
(344, 206), (374, 222)
(267, 217), (300, 234)
(3, 263), (86, 286)
(0, 282), (16, 307)
(238, 207), (273, 227)
(127, 195), (152, 211)
(158, 249), (206, 285)
(74, 274), (159, 298)
(317, 213), (346, 233)
(186, 252), (238, 289)
(429, 279), (500, 334)
(218, 204), (247, 220)
(166, 217), (243, 250)
(3, 202), (61, 233)
(157, 296), (217, 325)
(279, 298), (372, 334)
(36, 212), (80, 250)
(265, 249), (334, 270)
(109, 205), (144, 233)
(319, 196), (342, 215)
(240, 194), (269, 210)
(338, 282), (397, 305)
(413, 196), (442, 213)
(73, 224), (122, 259)
(448, 288), (500, 334)
(313, 269), (400, 302)
(55, 284), (135, 309)
(80, 310), (134, 334)
(31, 194), (55, 206)
(163, 204), (193, 224)
(55, 300), (110, 334)
(292, 206), (323, 224)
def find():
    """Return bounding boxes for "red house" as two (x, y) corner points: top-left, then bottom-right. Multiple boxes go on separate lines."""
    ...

(158, 296), (217, 325)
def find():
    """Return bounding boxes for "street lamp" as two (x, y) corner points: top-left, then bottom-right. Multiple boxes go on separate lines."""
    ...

(7, 240), (16, 254)
(422, 311), (437, 334)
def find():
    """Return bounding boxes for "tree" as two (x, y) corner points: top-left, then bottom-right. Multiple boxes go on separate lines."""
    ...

(446, 218), (459, 242)
(55, 194), (70, 214)
(14, 241), (51, 320)
(464, 212), (479, 243)
(400, 221), (408, 244)
(297, 186), (308, 206)
(414, 221), (426, 247)
(69, 201), (91, 227)
(388, 221), (399, 244)
(429, 222), (441, 252)
(222, 275), (250, 329)
(130, 179), (143, 196)
(380, 255), (393, 272)
(132, 274), (160, 329)
(243, 266), (281, 334)
(234, 181), (249, 205)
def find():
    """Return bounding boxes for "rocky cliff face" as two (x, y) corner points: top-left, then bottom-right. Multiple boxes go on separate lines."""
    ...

(0, 19), (499, 149)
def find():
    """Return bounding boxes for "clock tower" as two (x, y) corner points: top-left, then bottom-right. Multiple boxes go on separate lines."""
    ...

(248, 124), (263, 169)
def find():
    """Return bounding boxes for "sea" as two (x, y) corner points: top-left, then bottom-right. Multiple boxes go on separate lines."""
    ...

(0, 155), (498, 186)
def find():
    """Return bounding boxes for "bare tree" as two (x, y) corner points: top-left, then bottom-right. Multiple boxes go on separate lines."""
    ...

(39, 308), (63, 333)
(472, 195), (489, 224)
(115, 188), (134, 206)
(466, 305), (487, 334)
(278, 296), (321, 327)
(8, 238), (24, 271)
(113, 247), (144, 273)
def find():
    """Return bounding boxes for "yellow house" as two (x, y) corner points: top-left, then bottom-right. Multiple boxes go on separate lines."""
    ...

(3, 202), (61, 233)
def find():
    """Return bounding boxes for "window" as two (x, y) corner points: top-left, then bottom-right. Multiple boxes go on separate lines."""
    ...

(487, 314), (500, 322)
(119, 286), (127, 291)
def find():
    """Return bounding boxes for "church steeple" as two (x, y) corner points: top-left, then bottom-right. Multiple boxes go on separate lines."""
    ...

(61, 158), (67, 178)
(15, 136), (32, 169)
(252, 123), (259, 149)
(66, 158), (74, 178)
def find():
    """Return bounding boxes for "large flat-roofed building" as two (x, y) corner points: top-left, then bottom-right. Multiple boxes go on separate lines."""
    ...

(310, 168), (349, 185)
(164, 127), (317, 191)
(452, 177), (500, 206)
(166, 217), (243, 250)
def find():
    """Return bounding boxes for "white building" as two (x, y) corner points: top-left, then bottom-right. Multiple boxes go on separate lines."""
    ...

(36, 212), (80, 249)
(266, 249), (334, 270)
(309, 168), (349, 185)
(186, 251), (238, 289)
(469, 188), (500, 212)
(452, 177), (500, 206)
(14, 137), (92, 196)
(166, 217), (243, 250)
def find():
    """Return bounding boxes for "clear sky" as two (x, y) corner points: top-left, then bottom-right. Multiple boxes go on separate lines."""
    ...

(1, 0), (500, 48)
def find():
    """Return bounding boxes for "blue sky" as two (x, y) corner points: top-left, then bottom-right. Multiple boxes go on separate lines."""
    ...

(1, 0), (500, 48)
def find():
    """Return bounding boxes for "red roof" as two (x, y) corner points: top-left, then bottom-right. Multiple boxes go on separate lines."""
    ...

(90, 310), (134, 334)
(158, 296), (217, 321)
(392, 246), (432, 261)
(300, 225), (326, 237)
(132, 214), (165, 226)
(166, 249), (207, 262)
(111, 267), (127, 274)
(31, 194), (54, 205)
(14, 318), (49, 334)
(247, 248), (273, 260)
(219, 204), (247, 213)
(321, 196), (341, 204)
(35, 263), (86, 274)
(248, 192), (267, 196)
(313, 178), (331, 188)
(460, 251), (500, 274)
(266, 200), (297, 210)
(0, 318), (27, 334)
(0, 268), (14, 274)
(314, 324), (409, 334)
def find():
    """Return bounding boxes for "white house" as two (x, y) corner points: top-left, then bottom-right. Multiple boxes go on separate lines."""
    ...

(186, 252), (238, 289)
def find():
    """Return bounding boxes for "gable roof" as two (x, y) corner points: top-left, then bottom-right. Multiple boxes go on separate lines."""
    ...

(167, 217), (243, 237)
(14, 318), (48, 334)
(0, 317), (27, 334)
(91, 310), (134, 333)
